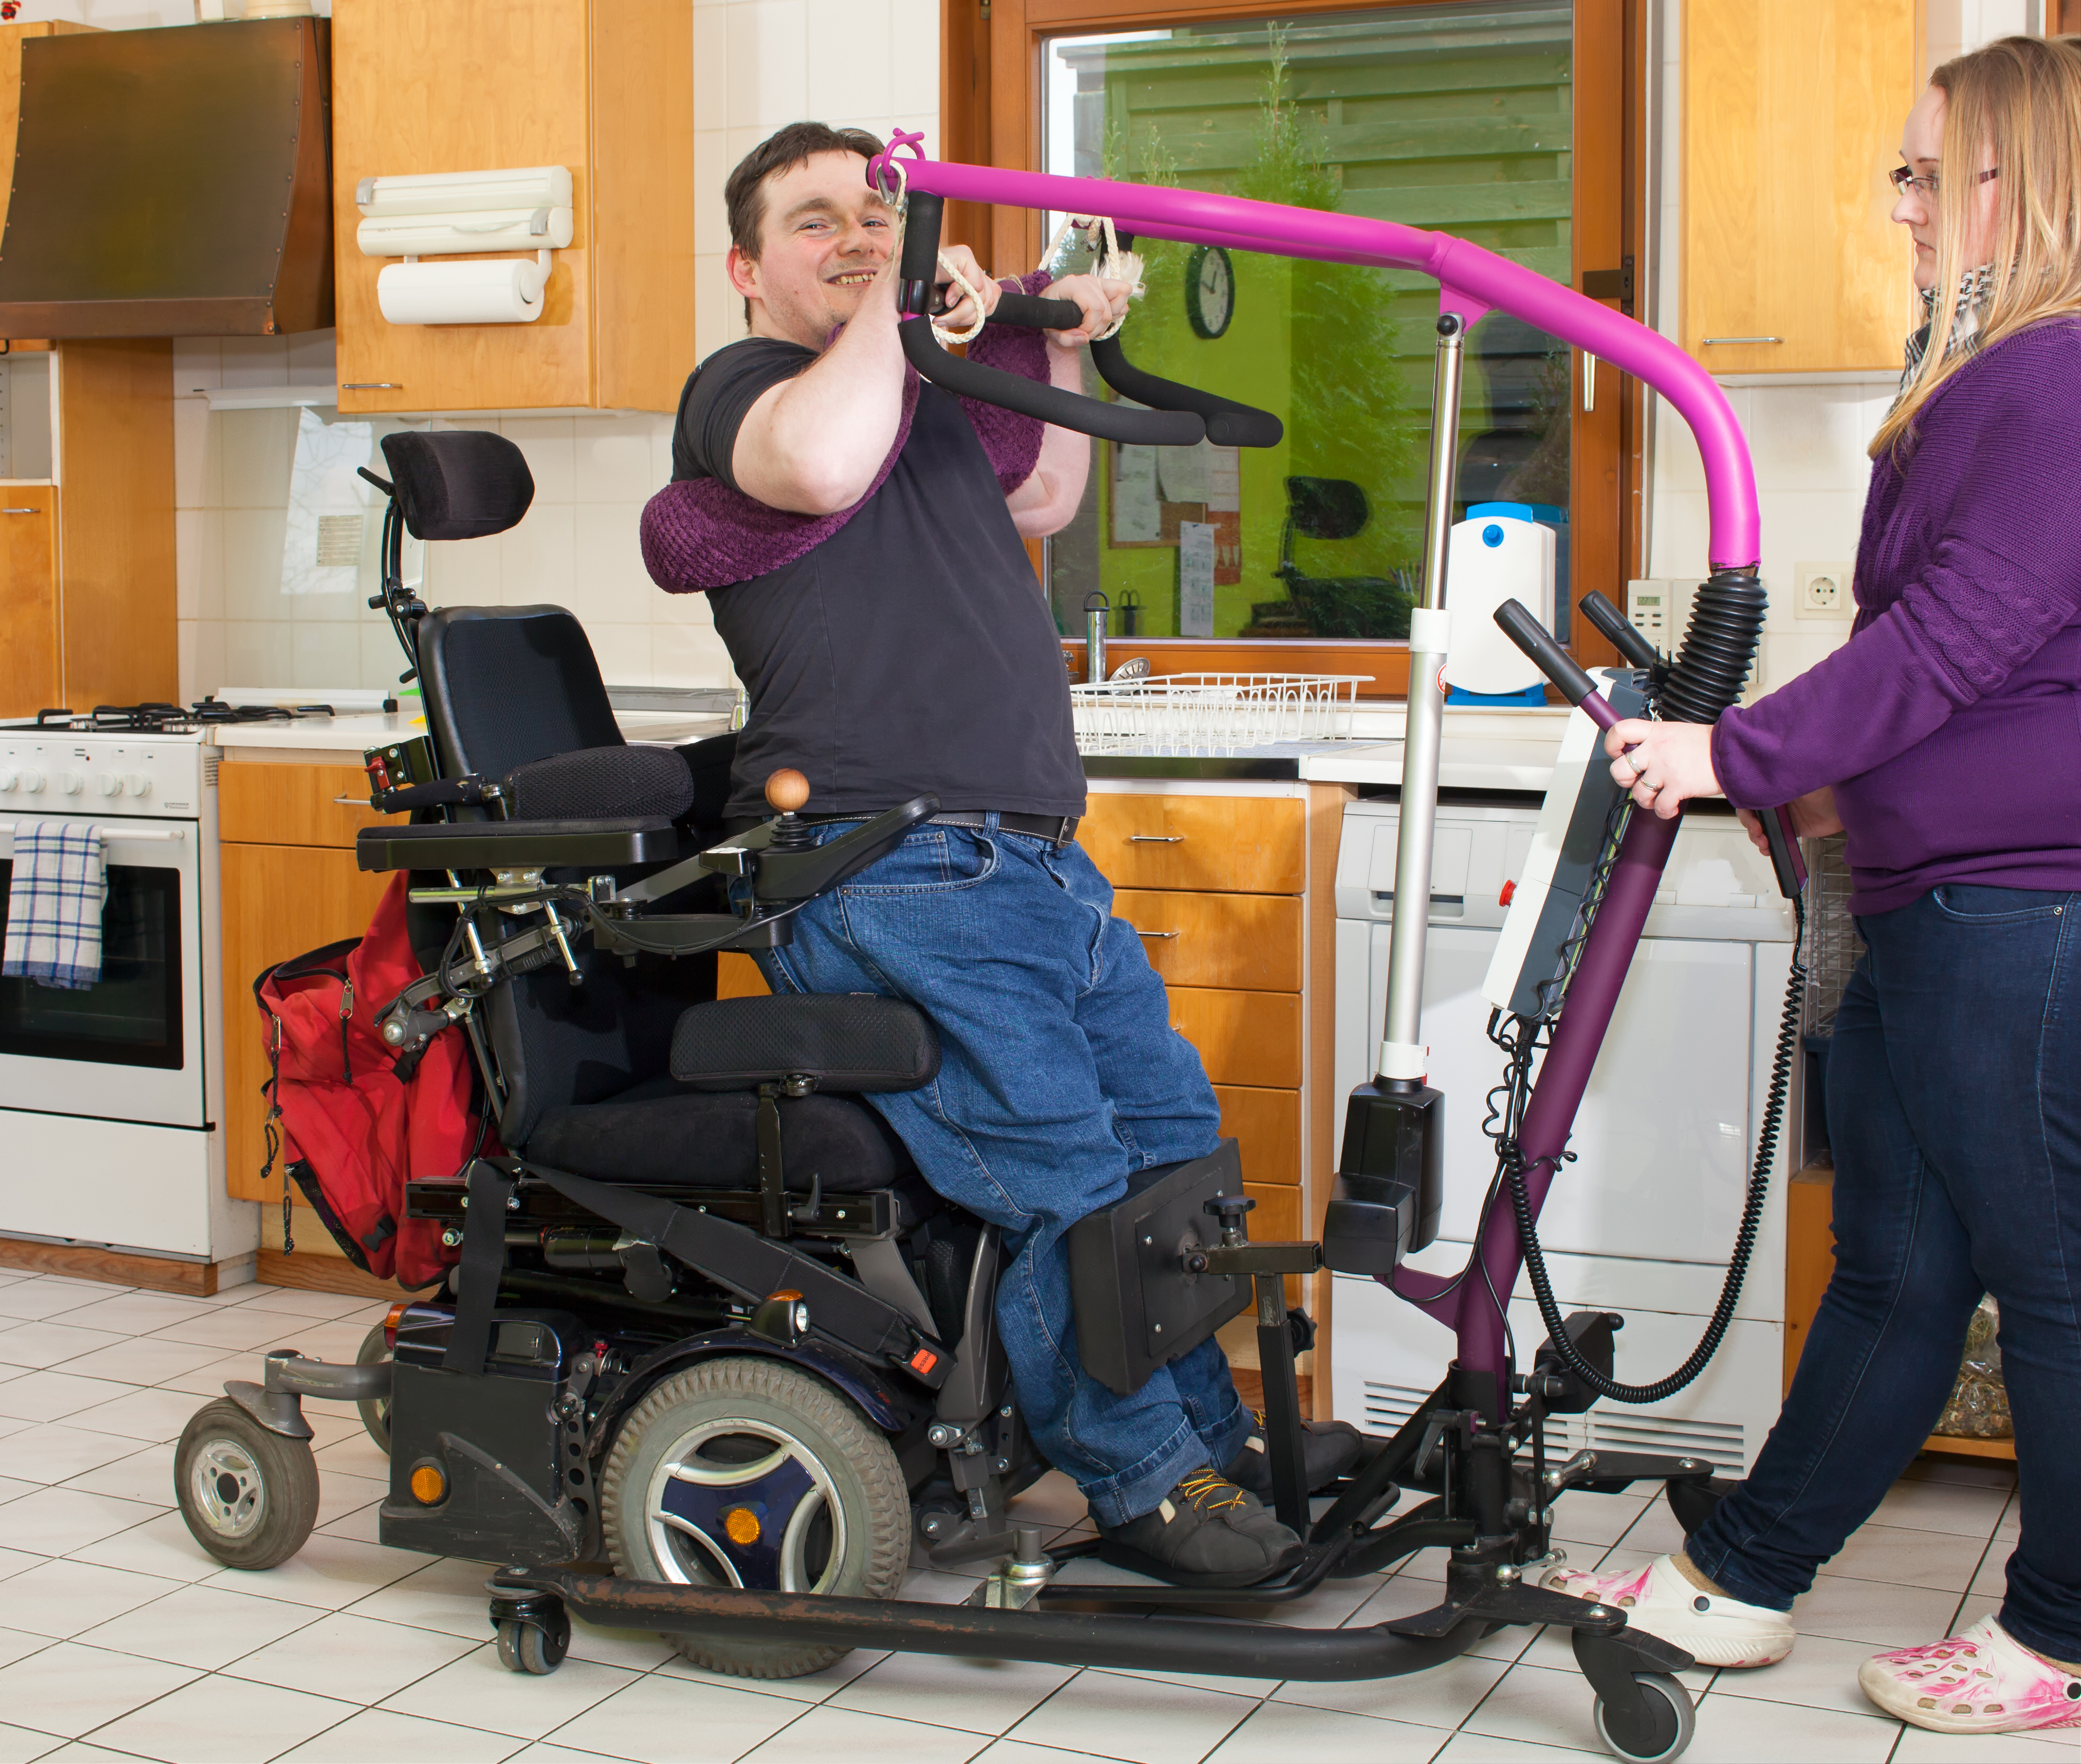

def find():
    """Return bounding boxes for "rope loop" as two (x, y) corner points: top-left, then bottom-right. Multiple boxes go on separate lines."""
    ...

(1038, 213), (1146, 340)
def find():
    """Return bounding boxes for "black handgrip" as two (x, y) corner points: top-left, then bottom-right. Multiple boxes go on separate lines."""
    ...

(988, 291), (1084, 330)
(898, 317), (1205, 446)
(1759, 804), (1808, 902)
(1494, 600), (1605, 708)
(1578, 590), (1663, 672)
(898, 191), (946, 315)
(1088, 334), (1284, 449)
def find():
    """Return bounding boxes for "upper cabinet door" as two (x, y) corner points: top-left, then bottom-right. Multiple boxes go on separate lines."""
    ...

(331, 0), (693, 415)
(1684, 0), (1918, 375)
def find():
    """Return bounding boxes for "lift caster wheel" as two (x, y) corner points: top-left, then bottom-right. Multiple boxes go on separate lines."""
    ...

(491, 1591), (570, 1675)
(1592, 1671), (1695, 1762)
(173, 1399), (319, 1571)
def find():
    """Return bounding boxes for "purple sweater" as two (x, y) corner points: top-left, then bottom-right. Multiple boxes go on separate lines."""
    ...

(1711, 321), (2081, 914)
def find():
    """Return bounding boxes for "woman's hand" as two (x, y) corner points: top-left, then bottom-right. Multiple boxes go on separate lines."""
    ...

(932, 245), (1002, 334)
(1603, 719), (1722, 819)
(1737, 788), (1842, 856)
(1039, 272), (1134, 347)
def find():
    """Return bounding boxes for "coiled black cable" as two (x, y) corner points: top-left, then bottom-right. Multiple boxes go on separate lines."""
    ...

(1507, 894), (1806, 1403)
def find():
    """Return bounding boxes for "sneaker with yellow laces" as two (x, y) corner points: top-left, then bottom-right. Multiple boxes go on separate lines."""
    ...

(1095, 1468), (1306, 1588)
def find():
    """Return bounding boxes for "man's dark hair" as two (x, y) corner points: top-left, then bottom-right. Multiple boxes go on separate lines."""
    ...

(725, 122), (885, 261)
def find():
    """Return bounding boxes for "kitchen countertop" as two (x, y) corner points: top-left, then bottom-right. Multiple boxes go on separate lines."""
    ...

(210, 709), (734, 754)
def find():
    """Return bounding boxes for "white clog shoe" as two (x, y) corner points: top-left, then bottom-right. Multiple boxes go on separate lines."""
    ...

(1541, 1552), (1794, 1669)
(1859, 1614), (2081, 1733)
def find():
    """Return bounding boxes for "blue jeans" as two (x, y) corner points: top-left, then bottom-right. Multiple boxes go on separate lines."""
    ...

(1688, 884), (2081, 1662)
(756, 818), (1250, 1527)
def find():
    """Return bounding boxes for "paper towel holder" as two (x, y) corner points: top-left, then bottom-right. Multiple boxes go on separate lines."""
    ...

(356, 165), (574, 326)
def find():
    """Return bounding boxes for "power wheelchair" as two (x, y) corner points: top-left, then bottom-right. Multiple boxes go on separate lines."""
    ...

(175, 429), (1730, 1760)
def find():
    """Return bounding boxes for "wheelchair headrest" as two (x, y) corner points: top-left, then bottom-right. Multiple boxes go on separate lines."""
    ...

(380, 430), (535, 540)
(504, 744), (696, 823)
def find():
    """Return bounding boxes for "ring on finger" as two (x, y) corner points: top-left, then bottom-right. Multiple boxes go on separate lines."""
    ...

(1627, 750), (1650, 778)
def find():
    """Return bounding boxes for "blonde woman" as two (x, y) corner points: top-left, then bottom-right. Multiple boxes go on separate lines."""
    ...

(1543, 36), (2081, 1736)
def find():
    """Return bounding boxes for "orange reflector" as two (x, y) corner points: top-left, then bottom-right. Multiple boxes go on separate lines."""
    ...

(768, 1289), (803, 1302)
(723, 1506), (762, 1546)
(383, 1301), (410, 1348)
(909, 1348), (939, 1375)
(409, 1463), (447, 1504)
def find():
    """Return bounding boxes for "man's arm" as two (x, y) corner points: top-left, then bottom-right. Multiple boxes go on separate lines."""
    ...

(729, 262), (906, 517)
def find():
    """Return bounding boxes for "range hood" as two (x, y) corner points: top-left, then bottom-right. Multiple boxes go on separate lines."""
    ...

(0, 19), (332, 337)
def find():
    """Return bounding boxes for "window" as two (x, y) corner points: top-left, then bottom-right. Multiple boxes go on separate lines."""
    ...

(943, 0), (1638, 684)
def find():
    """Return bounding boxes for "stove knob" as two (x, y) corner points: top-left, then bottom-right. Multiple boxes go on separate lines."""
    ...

(126, 774), (152, 798)
(0, 770), (15, 792)
(19, 769), (43, 794)
(97, 773), (123, 797)
(59, 771), (83, 796)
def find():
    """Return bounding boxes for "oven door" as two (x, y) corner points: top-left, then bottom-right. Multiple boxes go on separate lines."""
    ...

(0, 814), (205, 1128)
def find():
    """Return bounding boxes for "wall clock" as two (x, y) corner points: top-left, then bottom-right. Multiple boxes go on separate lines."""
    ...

(1185, 244), (1233, 340)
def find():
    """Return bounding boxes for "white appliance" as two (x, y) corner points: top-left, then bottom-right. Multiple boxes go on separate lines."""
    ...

(1442, 509), (1555, 696)
(0, 711), (254, 1265)
(1331, 795), (1795, 1471)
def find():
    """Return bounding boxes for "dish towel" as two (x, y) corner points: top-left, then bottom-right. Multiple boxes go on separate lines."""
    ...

(2, 821), (107, 989)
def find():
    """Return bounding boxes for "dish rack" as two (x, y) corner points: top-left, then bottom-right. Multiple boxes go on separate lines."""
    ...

(1071, 673), (1369, 756)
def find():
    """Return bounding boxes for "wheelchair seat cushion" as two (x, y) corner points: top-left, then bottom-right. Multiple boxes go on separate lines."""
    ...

(526, 1074), (918, 1192)
(671, 994), (940, 1094)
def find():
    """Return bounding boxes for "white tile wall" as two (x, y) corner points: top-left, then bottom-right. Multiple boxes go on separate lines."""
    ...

(177, 0), (939, 704)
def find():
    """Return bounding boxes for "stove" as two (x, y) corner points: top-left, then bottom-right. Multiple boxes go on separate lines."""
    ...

(14, 698), (339, 737)
(0, 705), (251, 1271)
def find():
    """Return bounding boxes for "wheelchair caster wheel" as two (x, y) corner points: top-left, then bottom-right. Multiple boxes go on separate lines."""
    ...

(1592, 1671), (1695, 1762)
(173, 1398), (319, 1572)
(491, 1588), (570, 1675)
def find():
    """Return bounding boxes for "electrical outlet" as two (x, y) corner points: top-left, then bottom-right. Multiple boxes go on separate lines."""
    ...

(1794, 563), (1854, 620)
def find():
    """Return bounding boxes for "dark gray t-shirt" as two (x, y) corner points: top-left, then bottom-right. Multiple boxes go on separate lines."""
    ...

(673, 337), (1085, 823)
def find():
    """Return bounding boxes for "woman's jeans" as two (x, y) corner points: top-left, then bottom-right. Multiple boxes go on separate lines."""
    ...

(756, 819), (1249, 1527)
(1687, 884), (2081, 1662)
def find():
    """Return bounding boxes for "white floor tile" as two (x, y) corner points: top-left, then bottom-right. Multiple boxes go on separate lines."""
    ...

(0, 1559), (181, 1640)
(545, 1673), (808, 1760)
(312, 1502), (385, 1546)
(73, 1581), (320, 1671)
(67, 1512), (220, 1584)
(0, 1552), (46, 1586)
(1817, 1522), (1994, 1594)
(151, 1355), (266, 1399)
(1273, 1652), (1509, 1731)
(0, 1324), (125, 1373)
(1874, 1478), (2014, 1537)
(1457, 1661), (1623, 1753)
(0, 1476), (41, 1507)
(146, 1310), (307, 1354)
(50, 1297), (214, 1337)
(733, 1702), (987, 1764)
(310, 1470), (386, 1529)
(1705, 1631), (1908, 1720)
(1684, 1685), (1898, 1760)
(971, 1743), (1145, 1764)
(0, 1425), (145, 1486)
(85, 1674), (360, 1764)
(52, 1340), (223, 1386)
(379, 1643), (638, 1740)
(1005, 1667), (1256, 1764)
(558, 1618), (676, 1673)
(31, 1747), (154, 1762)
(0, 1641), (199, 1739)
(225, 1609), (480, 1704)
(61, 1444), (176, 1506)
(1431, 1735), (1598, 1760)
(0, 1628), (56, 1669)
(3, 1488), (164, 1556)
(1005, 1471), (1089, 1531)
(271, 1707), (524, 1763)
(197, 1533), (434, 1611)
(1205, 1699), (1451, 1762)
(832, 1651), (1077, 1735)
(64, 1389), (206, 1445)
(1545, 1492), (1650, 1549)
(0, 1723), (65, 1763)
(0, 1375), (139, 1426)
(1792, 1575), (1973, 1648)
(309, 1434), (391, 1483)
(1892, 1729), (2081, 1761)
(235, 1289), (376, 1321)
(1973, 1550), (2012, 1600)
(1610, 1501), (1686, 1556)
(0, 1286), (112, 1324)
(343, 1554), (503, 1640)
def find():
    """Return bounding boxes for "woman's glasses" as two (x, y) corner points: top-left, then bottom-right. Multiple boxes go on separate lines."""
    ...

(1890, 164), (2001, 197)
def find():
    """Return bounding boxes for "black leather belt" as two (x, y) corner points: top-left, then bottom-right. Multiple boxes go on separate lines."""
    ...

(799, 810), (1080, 846)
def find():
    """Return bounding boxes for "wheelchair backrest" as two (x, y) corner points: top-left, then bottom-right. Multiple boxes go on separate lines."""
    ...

(418, 604), (623, 783)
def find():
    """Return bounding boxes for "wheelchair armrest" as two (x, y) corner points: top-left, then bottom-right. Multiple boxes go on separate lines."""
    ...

(751, 795), (940, 903)
(355, 817), (685, 874)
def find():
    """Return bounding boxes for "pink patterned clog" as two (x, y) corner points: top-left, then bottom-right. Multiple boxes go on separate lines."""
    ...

(1859, 1615), (2081, 1733)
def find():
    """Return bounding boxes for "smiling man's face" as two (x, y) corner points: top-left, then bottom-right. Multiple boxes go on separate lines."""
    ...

(727, 150), (895, 350)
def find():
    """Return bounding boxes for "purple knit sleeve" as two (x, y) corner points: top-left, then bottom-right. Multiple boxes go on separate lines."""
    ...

(960, 270), (1056, 496)
(640, 371), (921, 593)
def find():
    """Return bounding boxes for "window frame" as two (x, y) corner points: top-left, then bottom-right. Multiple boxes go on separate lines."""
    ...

(942, 0), (1649, 690)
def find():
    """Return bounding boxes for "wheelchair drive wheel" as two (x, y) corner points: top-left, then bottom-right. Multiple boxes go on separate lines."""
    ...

(1592, 1671), (1696, 1763)
(599, 1356), (909, 1680)
(173, 1399), (319, 1571)
(355, 1322), (393, 1456)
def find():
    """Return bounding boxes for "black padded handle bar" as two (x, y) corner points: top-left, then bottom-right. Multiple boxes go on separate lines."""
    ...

(1495, 599), (1609, 714)
(1088, 336), (1283, 449)
(978, 290), (1082, 329)
(1578, 590), (1664, 672)
(895, 190), (1205, 447)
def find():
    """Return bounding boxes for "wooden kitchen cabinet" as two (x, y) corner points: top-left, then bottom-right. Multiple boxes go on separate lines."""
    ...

(219, 761), (398, 1212)
(330, 0), (695, 415)
(1683, 0), (1918, 373)
(0, 490), (56, 721)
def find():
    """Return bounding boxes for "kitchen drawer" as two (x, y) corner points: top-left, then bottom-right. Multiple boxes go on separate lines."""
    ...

(1243, 1181), (1305, 1306)
(1214, 1084), (1299, 1187)
(717, 953), (769, 998)
(1170, 987), (1301, 1089)
(220, 760), (401, 849)
(1115, 890), (1301, 992)
(1079, 794), (1304, 895)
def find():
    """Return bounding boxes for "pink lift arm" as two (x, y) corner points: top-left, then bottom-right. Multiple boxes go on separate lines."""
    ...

(873, 143), (1760, 572)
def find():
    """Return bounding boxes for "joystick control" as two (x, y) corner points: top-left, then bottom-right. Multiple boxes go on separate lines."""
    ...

(765, 768), (814, 851)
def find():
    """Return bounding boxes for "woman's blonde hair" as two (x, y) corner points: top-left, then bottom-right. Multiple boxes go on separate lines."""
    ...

(1871, 33), (2081, 458)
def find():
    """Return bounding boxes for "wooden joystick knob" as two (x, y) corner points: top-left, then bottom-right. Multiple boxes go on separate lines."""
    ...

(765, 768), (811, 814)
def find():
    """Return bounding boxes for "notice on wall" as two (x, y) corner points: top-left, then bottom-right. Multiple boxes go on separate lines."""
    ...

(1205, 446), (1242, 584)
(1157, 438), (1210, 504)
(1112, 442), (1161, 544)
(1179, 520), (1217, 637)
